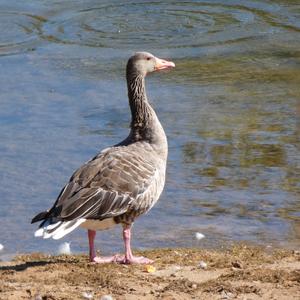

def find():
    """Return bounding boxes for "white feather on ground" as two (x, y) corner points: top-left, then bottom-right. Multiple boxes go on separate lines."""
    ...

(58, 242), (71, 255)
(195, 232), (205, 240)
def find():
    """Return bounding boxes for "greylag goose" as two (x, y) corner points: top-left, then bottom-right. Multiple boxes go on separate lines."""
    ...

(32, 52), (175, 264)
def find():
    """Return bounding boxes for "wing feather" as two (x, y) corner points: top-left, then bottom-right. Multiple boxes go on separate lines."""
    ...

(46, 146), (159, 221)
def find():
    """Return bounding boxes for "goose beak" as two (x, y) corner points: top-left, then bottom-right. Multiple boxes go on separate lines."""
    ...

(154, 57), (175, 71)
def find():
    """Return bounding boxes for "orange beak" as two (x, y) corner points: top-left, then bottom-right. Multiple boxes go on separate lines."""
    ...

(154, 57), (175, 71)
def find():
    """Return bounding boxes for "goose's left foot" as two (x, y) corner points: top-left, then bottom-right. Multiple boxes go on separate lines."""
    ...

(115, 255), (153, 264)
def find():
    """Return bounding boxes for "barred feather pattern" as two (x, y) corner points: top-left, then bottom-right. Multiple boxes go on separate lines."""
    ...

(33, 142), (167, 238)
(56, 144), (166, 222)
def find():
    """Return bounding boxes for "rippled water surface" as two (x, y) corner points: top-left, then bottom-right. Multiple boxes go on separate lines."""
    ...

(0, 0), (299, 257)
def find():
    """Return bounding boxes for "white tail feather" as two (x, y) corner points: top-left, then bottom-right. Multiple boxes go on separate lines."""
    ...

(34, 227), (44, 237)
(34, 219), (86, 240)
(47, 221), (62, 230)
(52, 219), (86, 240)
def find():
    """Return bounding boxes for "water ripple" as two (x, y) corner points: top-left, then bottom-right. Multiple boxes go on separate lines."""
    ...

(39, 1), (300, 49)
(0, 11), (45, 56)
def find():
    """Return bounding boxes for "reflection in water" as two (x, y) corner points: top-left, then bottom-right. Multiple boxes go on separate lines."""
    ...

(0, 0), (299, 256)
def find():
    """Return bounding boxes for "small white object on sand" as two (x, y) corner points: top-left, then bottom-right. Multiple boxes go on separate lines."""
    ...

(58, 242), (71, 255)
(221, 290), (233, 299)
(100, 295), (113, 300)
(82, 292), (93, 299)
(195, 232), (205, 240)
(199, 261), (208, 269)
(34, 294), (43, 300)
(0, 244), (3, 251)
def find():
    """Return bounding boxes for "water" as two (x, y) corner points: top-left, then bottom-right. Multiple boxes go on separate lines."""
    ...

(0, 0), (299, 258)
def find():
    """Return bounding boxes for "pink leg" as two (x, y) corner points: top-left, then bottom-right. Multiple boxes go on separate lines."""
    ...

(115, 224), (153, 264)
(87, 230), (118, 263)
(88, 230), (96, 261)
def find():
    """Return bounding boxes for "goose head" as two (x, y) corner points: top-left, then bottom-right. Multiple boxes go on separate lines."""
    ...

(126, 52), (175, 78)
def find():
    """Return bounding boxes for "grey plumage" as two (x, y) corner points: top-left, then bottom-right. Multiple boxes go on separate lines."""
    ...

(32, 52), (172, 242)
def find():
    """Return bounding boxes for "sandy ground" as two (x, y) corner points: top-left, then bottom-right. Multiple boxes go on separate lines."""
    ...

(0, 245), (299, 300)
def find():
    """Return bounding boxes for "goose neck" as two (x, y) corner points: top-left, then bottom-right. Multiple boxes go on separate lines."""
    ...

(127, 74), (153, 131)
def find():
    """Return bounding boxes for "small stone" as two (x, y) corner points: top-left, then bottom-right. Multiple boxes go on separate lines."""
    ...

(100, 295), (113, 300)
(82, 292), (93, 299)
(35, 294), (43, 300)
(220, 291), (233, 299)
(198, 261), (207, 269)
(231, 261), (242, 269)
(192, 283), (197, 289)
(195, 232), (205, 240)
(144, 265), (156, 273)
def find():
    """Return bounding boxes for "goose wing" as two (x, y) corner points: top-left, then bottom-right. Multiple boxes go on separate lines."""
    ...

(46, 146), (157, 221)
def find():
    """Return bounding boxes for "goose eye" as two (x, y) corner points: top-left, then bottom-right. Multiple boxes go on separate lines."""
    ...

(146, 57), (151, 61)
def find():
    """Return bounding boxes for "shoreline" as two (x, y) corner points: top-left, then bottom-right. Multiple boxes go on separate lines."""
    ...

(0, 245), (299, 299)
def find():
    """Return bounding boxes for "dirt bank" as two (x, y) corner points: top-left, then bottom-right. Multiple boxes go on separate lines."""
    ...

(0, 245), (299, 299)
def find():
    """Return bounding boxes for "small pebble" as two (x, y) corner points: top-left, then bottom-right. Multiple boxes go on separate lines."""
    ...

(192, 283), (197, 289)
(198, 260), (207, 269)
(35, 295), (43, 300)
(82, 291), (93, 299)
(58, 242), (71, 255)
(0, 244), (3, 251)
(100, 295), (113, 300)
(195, 232), (205, 240)
(145, 265), (156, 273)
(231, 261), (242, 269)
(221, 291), (233, 299)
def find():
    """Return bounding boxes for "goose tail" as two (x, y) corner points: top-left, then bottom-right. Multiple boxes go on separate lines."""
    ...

(34, 218), (86, 240)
